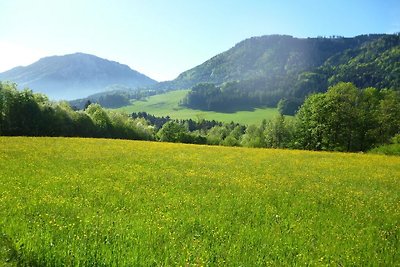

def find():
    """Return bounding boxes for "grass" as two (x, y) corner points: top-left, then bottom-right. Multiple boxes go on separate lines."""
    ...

(115, 90), (280, 125)
(1, 137), (399, 266)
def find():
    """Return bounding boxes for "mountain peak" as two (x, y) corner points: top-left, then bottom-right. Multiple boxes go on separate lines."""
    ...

(0, 53), (156, 100)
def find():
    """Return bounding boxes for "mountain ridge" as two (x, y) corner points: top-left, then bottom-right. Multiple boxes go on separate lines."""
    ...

(156, 33), (399, 114)
(152, 34), (391, 91)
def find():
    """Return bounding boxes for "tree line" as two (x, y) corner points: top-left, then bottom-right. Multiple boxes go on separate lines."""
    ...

(1, 81), (399, 152)
(0, 82), (154, 140)
(132, 82), (400, 152)
(131, 112), (223, 131)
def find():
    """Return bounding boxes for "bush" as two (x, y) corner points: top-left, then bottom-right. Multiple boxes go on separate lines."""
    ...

(369, 144), (400, 156)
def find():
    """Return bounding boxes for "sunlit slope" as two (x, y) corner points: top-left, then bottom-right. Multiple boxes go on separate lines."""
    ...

(0, 137), (399, 266)
(116, 90), (279, 125)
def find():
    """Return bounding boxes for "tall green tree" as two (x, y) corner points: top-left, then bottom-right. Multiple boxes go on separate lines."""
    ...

(294, 82), (360, 151)
(294, 82), (399, 151)
(0, 83), (41, 136)
(378, 89), (400, 143)
(356, 87), (381, 150)
(221, 125), (243, 146)
(0, 82), (5, 135)
(264, 115), (293, 148)
(294, 93), (328, 150)
(241, 124), (265, 148)
(322, 82), (359, 151)
(85, 103), (112, 137)
(157, 121), (189, 143)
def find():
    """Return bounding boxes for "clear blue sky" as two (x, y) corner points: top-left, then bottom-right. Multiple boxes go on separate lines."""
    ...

(1, 0), (399, 81)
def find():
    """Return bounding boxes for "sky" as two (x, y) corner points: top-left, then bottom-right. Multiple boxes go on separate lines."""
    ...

(0, 0), (399, 81)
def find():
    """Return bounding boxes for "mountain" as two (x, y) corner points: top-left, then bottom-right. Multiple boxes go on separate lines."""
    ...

(0, 53), (157, 100)
(154, 34), (386, 90)
(154, 34), (399, 114)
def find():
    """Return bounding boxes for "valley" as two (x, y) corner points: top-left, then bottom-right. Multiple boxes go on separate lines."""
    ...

(1, 1), (399, 266)
(115, 90), (280, 125)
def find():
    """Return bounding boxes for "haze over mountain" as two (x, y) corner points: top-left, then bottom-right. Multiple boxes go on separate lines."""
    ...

(0, 53), (157, 100)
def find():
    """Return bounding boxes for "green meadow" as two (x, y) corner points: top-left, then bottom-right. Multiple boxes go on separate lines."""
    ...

(0, 137), (399, 266)
(116, 90), (279, 125)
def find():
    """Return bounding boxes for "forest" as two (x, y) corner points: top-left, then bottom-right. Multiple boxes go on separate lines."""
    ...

(69, 88), (160, 109)
(181, 34), (400, 115)
(1, 81), (399, 153)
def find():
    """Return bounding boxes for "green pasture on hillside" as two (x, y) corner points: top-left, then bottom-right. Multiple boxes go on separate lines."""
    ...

(116, 90), (279, 125)
(0, 137), (399, 266)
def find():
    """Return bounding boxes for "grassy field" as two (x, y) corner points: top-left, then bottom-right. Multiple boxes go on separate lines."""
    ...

(115, 90), (279, 125)
(0, 137), (399, 266)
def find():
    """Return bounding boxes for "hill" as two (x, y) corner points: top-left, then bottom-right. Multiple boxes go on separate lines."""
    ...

(69, 85), (159, 109)
(0, 53), (157, 100)
(115, 89), (279, 125)
(156, 35), (374, 89)
(1, 137), (399, 265)
(152, 34), (400, 114)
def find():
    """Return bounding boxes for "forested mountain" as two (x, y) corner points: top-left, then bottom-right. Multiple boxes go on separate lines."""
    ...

(153, 34), (399, 114)
(155, 34), (386, 89)
(0, 53), (157, 100)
